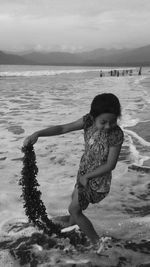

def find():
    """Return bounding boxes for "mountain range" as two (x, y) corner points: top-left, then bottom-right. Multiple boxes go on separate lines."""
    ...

(1, 44), (150, 66)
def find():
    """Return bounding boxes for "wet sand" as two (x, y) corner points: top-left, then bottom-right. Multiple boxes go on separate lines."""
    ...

(125, 121), (150, 142)
(0, 66), (150, 266)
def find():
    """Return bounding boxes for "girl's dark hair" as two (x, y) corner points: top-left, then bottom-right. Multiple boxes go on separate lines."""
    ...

(90, 93), (121, 119)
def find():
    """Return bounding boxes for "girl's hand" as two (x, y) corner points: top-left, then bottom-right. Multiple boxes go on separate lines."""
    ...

(23, 132), (39, 147)
(79, 175), (88, 187)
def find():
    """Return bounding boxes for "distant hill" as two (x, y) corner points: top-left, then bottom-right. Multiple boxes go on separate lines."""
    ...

(0, 51), (35, 65)
(22, 48), (130, 66)
(83, 45), (150, 66)
(22, 51), (83, 65)
(21, 45), (150, 66)
(1, 45), (150, 66)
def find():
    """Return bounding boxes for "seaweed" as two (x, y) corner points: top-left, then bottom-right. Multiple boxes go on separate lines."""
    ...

(19, 145), (62, 236)
(19, 145), (87, 245)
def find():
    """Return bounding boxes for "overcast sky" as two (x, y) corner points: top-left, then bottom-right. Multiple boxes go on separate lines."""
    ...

(0, 0), (150, 52)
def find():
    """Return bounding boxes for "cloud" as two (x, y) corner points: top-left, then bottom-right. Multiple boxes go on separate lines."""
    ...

(0, 0), (150, 51)
(0, 0), (150, 18)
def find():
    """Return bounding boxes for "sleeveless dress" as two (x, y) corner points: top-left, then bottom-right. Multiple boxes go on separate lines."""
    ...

(76, 113), (124, 210)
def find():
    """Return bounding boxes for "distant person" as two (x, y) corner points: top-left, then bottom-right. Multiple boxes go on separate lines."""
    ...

(100, 71), (103, 77)
(122, 70), (125, 76)
(138, 66), (142, 75)
(117, 71), (119, 77)
(23, 93), (124, 254)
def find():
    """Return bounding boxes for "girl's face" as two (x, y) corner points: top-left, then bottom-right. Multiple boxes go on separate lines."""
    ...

(94, 113), (117, 132)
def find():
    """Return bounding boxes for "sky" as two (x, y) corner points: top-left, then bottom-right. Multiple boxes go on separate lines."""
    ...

(0, 0), (150, 53)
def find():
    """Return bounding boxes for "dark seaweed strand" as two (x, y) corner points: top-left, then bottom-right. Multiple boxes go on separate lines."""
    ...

(19, 145), (87, 246)
(19, 145), (61, 236)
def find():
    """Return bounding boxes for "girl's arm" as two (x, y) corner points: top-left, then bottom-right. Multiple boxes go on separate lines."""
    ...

(81, 144), (122, 183)
(23, 117), (84, 146)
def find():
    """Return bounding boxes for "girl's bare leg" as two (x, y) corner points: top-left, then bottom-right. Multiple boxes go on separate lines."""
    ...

(68, 186), (99, 244)
(53, 188), (77, 227)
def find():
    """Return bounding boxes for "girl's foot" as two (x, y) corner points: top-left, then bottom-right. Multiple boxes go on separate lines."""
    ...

(52, 215), (76, 229)
(61, 225), (79, 233)
(93, 236), (111, 255)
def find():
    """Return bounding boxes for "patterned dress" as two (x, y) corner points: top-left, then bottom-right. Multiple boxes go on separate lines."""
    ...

(76, 113), (124, 210)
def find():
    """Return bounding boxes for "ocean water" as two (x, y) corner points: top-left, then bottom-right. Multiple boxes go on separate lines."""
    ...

(0, 65), (150, 266)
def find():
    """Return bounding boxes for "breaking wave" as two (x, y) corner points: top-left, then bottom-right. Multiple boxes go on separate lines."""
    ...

(0, 68), (100, 77)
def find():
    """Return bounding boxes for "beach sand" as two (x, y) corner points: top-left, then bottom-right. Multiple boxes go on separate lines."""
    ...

(0, 215), (150, 267)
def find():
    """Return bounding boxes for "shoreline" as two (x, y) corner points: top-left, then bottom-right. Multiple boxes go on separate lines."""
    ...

(125, 120), (150, 168)
(125, 121), (150, 142)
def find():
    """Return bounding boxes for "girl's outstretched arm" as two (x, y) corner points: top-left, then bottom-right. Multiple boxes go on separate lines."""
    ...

(23, 117), (84, 146)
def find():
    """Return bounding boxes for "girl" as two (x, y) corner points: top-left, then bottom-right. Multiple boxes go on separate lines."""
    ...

(24, 93), (124, 252)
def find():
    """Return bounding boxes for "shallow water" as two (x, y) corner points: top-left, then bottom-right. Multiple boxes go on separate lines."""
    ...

(0, 65), (150, 266)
